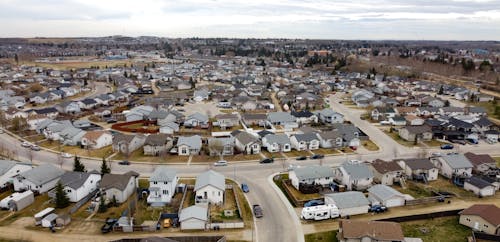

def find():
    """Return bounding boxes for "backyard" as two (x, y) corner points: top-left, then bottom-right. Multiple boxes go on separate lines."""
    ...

(304, 230), (338, 242)
(401, 216), (470, 242)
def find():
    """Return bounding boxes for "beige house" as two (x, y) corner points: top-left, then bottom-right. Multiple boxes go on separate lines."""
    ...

(369, 159), (404, 186)
(337, 219), (405, 242)
(459, 204), (500, 235)
(398, 125), (432, 142)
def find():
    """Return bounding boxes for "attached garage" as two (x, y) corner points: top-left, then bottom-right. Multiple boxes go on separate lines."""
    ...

(179, 205), (208, 230)
(368, 184), (411, 208)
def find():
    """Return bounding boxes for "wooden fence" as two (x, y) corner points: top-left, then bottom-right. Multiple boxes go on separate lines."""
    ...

(404, 195), (451, 206)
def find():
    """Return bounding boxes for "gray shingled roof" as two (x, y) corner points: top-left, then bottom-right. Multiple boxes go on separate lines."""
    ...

(368, 184), (406, 201)
(293, 133), (319, 142)
(194, 170), (225, 191)
(100, 171), (139, 191)
(150, 166), (177, 182)
(234, 132), (259, 145)
(179, 205), (208, 222)
(403, 158), (435, 170)
(440, 154), (473, 169)
(325, 191), (370, 209)
(264, 134), (290, 145)
(59, 171), (95, 190)
(341, 162), (374, 180)
(465, 176), (493, 189)
(0, 160), (18, 175)
(293, 166), (334, 180)
(267, 112), (296, 123)
(18, 164), (64, 186)
(177, 135), (202, 149)
(145, 134), (172, 146)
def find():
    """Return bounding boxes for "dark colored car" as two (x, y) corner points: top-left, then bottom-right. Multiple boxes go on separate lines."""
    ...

(118, 160), (130, 165)
(253, 204), (263, 218)
(106, 119), (117, 124)
(451, 139), (466, 145)
(101, 218), (117, 233)
(440, 144), (454, 150)
(259, 158), (274, 164)
(304, 199), (325, 207)
(241, 183), (249, 193)
(369, 205), (388, 213)
(296, 156), (307, 161)
(310, 154), (325, 159)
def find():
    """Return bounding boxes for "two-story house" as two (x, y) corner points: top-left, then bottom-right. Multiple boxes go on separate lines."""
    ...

(147, 166), (178, 206)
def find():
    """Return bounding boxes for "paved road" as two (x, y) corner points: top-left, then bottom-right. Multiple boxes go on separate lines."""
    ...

(2, 93), (500, 242)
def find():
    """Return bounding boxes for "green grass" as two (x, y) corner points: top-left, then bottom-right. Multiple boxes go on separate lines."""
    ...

(138, 178), (149, 189)
(401, 216), (470, 242)
(305, 230), (338, 242)
(394, 182), (434, 198)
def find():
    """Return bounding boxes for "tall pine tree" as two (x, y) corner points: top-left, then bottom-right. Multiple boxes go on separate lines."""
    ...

(55, 182), (70, 208)
(101, 158), (110, 174)
(73, 156), (86, 172)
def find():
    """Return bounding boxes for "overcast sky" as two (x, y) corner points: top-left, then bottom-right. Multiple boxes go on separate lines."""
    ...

(0, 0), (499, 40)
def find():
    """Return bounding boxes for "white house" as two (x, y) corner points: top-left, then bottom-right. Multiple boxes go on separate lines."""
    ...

(289, 166), (334, 190)
(0, 160), (32, 189)
(147, 166), (178, 206)
(51, 171), (101, 203)
(179, 204), (208, 230)
(397, 158), (439, 182)
(81, 130), (113, 149)
(290, 133), (320, 151)
(334, 161), (374, 191)
(369, 159), (404, 186)
(112, 134), (146, 154)
(234, 131), (261, 155)
(194, 170), (225, 205)
(100, 171), (139, 204)
(13, 164), (65, 194)
(262, 134), (291, 153)
(463, 176), (496, 197)
(324, 191), (370, 217)
(431, 154), (473, 179)
(315, 108), (344, 124)
(367, 184), (411, 207)
(177, 135), (202, 156)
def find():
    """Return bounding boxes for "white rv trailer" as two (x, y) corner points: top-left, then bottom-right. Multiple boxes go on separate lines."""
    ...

(34, 207), (55, 225)
(300, 204), (340, 221)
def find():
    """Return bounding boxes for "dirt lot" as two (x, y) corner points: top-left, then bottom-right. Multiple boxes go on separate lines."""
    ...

(210, 189), (239, 222)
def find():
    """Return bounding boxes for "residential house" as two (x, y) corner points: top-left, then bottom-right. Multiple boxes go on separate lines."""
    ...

(267, 112), (297, 127)
(464, 152), (498, 176)
(100, 171), (139, 204)
(56, 101), (81, 114)
(398, 125), (433, 142)
(318, 130), (343, 149)
(388, 116), (407, 126)
(193, 89), (209, 102)
(213, 114), (239, 130)
(289, 166), (334, 190)
(316, 108), (344, 124)
(335, 161), (374, 191)
(112, 134), (146, 154)
(194, 170), (225, 205)
(464, 176), (496, 197)
(262, 134), (291, 153)
(337, 220), (405, 242)
(397, 158), (439, 182)
(367, 184), (410, 207)
(324, 191), (370, 217)
(431, 153), (473, 179)
(59, 127), (86, 146)
(177, 135), (202, 156)
(207, 137), (235, 156)
(147, 166), (178, 206)
(291, 110), (318, 125)
(290, 133), (320, 151)
(159, 122), (180, 135)
(371, 107), (396, 121)
(183, 112), (209, 128)
(51, 171), (101, 203)
(78, 98), (98, 110)
(459, 204), (500, 235)
(369, 159), (404, 186)
(0, 160), (32, 188)
(179, 205), (209, 230)
(241, 113), (267, 127)
(143, 134), (174, 156)
(233, 131), (261, 154)
(81, 130), (113, 149)
(13, 164), (64, 194)
(405, 114), (425, 126)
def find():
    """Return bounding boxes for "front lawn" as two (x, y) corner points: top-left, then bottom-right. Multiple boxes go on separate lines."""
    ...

(61, 145), (114, 158)
(113, 150), (188, 163)
(361, 140), (379, 151)
(305, 230), (338, 242)
(313, 148), (341, 155)
(401, 216), (470, 242)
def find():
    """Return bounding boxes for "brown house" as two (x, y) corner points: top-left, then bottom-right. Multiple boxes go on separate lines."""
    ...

(459, 204), (500, 235)
(337, 219), (405, 242)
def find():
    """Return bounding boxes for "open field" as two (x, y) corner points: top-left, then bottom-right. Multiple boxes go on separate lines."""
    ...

(401, 216), (470, 242)
(15, 59), (135, 70)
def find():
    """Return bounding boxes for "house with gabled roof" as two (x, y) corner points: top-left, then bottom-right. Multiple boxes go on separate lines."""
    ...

(143, 134), (174, 156)
(177, 135), (202, 156)
(13, 164), (65, 194)
(194, 170), (225, 205)
(147, 166), (178, 206)
(290, 133), (320, 151)
(337, 220), (405, 242)
(233, 131), (261, 154)
(112, 134), (146, 154)
(334, 161), (373, 191)
(367, 184), (411, 207)
(464, 152), (498, 176)
(262, 134), (291, 153)
(464, 176), (496, 197)
(81, 130), (113, 149)
(315, 108), (344, 124)
(369, 159), (404, 186)
(183, 112), (209, 128)
(459, 204), (500, 235)
(289, 165), (334, 190)
(431, 153), (473, 179)
(397, 158), (438, 182)
(49, 171), (101, 202)
(100, 171), (139, 204)
(0, 160), (32, 189)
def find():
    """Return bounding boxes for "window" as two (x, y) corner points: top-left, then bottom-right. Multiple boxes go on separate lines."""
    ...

(164, 182), (167, 185)
(153, 182), (157, 185)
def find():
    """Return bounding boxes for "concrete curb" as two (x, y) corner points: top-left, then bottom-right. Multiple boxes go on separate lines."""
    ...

(267, 172), (305, 242)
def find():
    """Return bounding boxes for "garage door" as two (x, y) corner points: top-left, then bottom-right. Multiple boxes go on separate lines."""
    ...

(385, 198), (404, 207)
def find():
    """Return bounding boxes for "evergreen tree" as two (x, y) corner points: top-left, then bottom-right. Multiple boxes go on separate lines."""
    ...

(438, 85), (444, 95)
(54, 182), (70, 208)
(98, 194), (107, 213)
(101, 158), (110, 174)
(73, 156), (86, 172)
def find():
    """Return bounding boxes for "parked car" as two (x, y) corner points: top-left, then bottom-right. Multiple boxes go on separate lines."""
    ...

(259, 158), (274, 164)
(101, 218), (117, 233)
(465, 138), (478, 144)
(431, 152), (443, 157)
(21, 141), (31, 148)
(440, 144), (454, 150)
(379, 121), (391, 125)
(105, 118), (117, 124)
(304, 199), (325, 207)
(30, 145), (40, 151)
(241, 183), (249, 193)
(310, 154), (325, 159)
(451, 139), (466, 145)
(296, 156), (307, 161)
(61, 153), (73, 158)
(118, 160), (130, 165)
(253, 204), (263, 218)
(213, 160), (228, 166)
(369, 205), (388, 213)
(486, 138), (497, 144)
